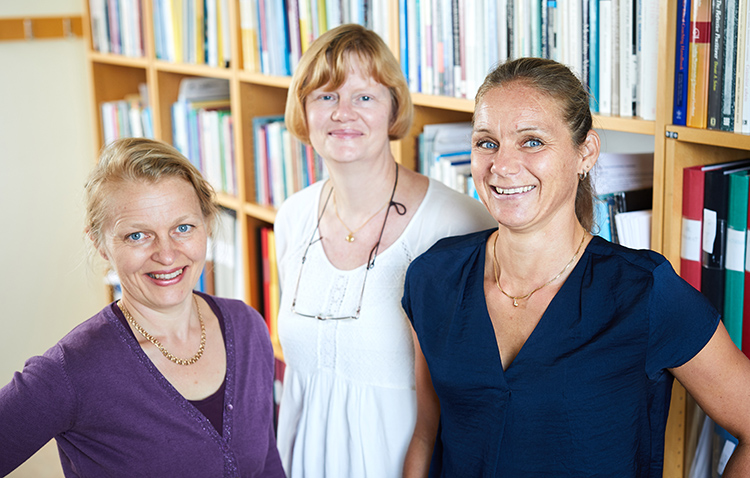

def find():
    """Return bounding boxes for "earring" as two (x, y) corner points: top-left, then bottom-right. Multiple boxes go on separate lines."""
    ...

(578, 170), (588, 180)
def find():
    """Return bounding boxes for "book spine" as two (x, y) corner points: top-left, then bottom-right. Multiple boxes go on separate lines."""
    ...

(720, 0), (740, 131)
(599, 0), (613, 115)
(673, 0), (692, 125)
(589, 0), (600, 113)
(707, 0), (726, 130)
(723, 172), (748, 348)
(687, 0), (712, 129)
(733, 0), (747, 132)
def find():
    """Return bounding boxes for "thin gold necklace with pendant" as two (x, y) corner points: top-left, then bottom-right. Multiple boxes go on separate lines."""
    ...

(492, 229), (586, 307)
(332, 191), (390, 243)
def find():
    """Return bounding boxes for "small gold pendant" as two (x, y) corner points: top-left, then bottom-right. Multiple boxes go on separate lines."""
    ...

(345, 234), (355, 242)
(513, 298), (519, 307)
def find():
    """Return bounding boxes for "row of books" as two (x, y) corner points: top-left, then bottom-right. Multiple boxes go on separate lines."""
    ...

(680, 157), (750, 352)
(198, 208), (246, 300)
(171, 78), (237, 196)
(239, 0), (391, 76)
(88, 0), (144, 57)
(399, 0), (659, 120)
(673, 0), (750, 132)
(253, 115), (328, 208)
(153, 0), (232, 67)
(100, 95), (154, 145)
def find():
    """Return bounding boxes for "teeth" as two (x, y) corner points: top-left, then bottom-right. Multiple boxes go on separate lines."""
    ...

(150, 269), (183, 280)
(494, 185), (535, 195)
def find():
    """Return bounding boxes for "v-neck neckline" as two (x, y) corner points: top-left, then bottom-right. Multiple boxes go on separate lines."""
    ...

(474, 231), (592, 380)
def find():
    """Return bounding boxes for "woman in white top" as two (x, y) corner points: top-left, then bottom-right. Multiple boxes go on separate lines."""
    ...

(274, 24), (495, 477)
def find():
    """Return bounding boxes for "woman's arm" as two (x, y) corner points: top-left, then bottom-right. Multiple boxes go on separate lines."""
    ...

(671, 321), (750, 477)
(403, 328), (440, 478)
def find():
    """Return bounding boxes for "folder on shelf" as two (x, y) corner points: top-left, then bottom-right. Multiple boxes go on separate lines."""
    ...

(724, 171), (748, 348)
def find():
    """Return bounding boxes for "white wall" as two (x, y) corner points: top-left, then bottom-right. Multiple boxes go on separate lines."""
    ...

(0, 1), (109, 476)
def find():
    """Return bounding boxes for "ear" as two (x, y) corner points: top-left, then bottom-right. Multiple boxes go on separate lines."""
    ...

(87, 228), (109, 261)
(578, 129), (600, 176)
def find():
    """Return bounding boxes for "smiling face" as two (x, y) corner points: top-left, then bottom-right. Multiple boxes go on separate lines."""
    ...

(471, 82), (598, 232)
(98, 176), (208, 314)
(305, 55), (393, 166)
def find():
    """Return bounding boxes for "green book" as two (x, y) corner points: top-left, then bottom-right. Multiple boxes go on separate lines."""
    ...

(723, 171), (749, 348)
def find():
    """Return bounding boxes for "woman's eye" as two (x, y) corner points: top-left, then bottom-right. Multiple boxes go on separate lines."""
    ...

(524, 138), (543, 148)
(176, 224), (192, 233)
(321, 94), (335, 101)
(360, 95), (372, 101)
(475, 140), (498, 150)
(126, 232), (144, 242)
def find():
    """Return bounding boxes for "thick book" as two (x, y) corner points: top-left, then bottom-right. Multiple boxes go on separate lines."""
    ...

(723, 171), (748, 348)
(687, 0), (712, 128)
(702, 163), (750, 312)
(674, 0), (692, 125)
(706, 0), (726, 130)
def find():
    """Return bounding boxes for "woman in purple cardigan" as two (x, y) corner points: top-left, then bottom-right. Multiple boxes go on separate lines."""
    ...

(0, 138), (284, 477)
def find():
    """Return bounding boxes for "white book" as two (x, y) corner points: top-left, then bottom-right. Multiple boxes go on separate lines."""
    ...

(611, 0), (620, 115)
(265, 121), (286, 208)
(465, 0), (479, 99)
(599, 0), (613, 114)
(614, 209), (652, 249)
(421, 0), (433, 94)
(213, 209), (236, 299)
(496, 0), (509, 64)
(744, 1), (750, 133)
(569, 0), (583, 79)
(220, 0), (231, 66)
(619, 0), (634, 117)
(734, 0), (747, 132)
(406, 0), (420, 91)
(90, 0), (110, 53)
(637, 0), (659, 120)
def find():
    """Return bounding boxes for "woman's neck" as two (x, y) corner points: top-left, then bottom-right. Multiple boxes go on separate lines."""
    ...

(493, 217), (587, 290)
(326, 157), (397, 218)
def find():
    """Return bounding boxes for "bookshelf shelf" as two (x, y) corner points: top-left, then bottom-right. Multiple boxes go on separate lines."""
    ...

(81, 0), (744, 475)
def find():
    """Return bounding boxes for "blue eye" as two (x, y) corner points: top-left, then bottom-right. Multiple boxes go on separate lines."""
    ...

(524, 138), (543, 148)
(176, 224), (192, 233)
(476, 140), (498, 150)
(127, 232), (144, 241)
(360, 95), (372, 101)
(321, 94), (335, 101)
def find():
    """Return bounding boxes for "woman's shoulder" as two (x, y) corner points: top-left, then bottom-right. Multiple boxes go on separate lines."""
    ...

(587, 236), (669, 274)
(410, 228), (494, 272)
(198, 293), (266, 331)
(276, 180), (325, 219)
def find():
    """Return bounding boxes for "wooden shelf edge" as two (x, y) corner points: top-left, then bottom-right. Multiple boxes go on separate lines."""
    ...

(412, 92), (474, 113)
(593, 115), (656, 135)
(215, 193), (242, 210)
(666, 125), (750, 151)
(89, 51), (149, 68)
(153, 60), (234, 79)
(0, 16), (83, 41)
(243, 202), (278, 224)
(237, 70), (292, 89)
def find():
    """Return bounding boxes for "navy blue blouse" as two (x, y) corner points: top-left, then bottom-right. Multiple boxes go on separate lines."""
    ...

(402, 230), (720, 477)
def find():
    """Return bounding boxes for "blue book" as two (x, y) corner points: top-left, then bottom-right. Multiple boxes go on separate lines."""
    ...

(673, 0), (692, 125)
(588, 0), (599, 112)
(399, 0), (408, 78)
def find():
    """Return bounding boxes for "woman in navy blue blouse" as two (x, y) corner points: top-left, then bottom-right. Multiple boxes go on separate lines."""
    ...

(401, 58), (750, 477)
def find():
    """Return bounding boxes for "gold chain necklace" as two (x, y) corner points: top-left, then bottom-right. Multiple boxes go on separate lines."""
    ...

(333, 193), (390, 243)
(492, 229), (586, 307)
(118, 295), (206, 365)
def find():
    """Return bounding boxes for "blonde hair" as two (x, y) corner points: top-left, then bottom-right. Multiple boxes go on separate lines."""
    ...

(285, 23), (413, 144)
(84, 138), (220, 250)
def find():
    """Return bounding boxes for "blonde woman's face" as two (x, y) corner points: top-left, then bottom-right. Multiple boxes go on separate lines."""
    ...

(98, 177), (208, 314)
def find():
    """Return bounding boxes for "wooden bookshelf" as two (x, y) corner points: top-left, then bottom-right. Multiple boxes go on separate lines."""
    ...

(81, 0), (747, 475)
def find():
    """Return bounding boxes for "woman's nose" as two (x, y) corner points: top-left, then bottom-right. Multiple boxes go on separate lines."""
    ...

(151, 237), (177, 264)
(332, 99), (355, 121)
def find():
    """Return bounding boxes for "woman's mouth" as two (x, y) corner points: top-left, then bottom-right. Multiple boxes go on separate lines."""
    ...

(493, 185), (535, 195)
(148, 268), (184, 280)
